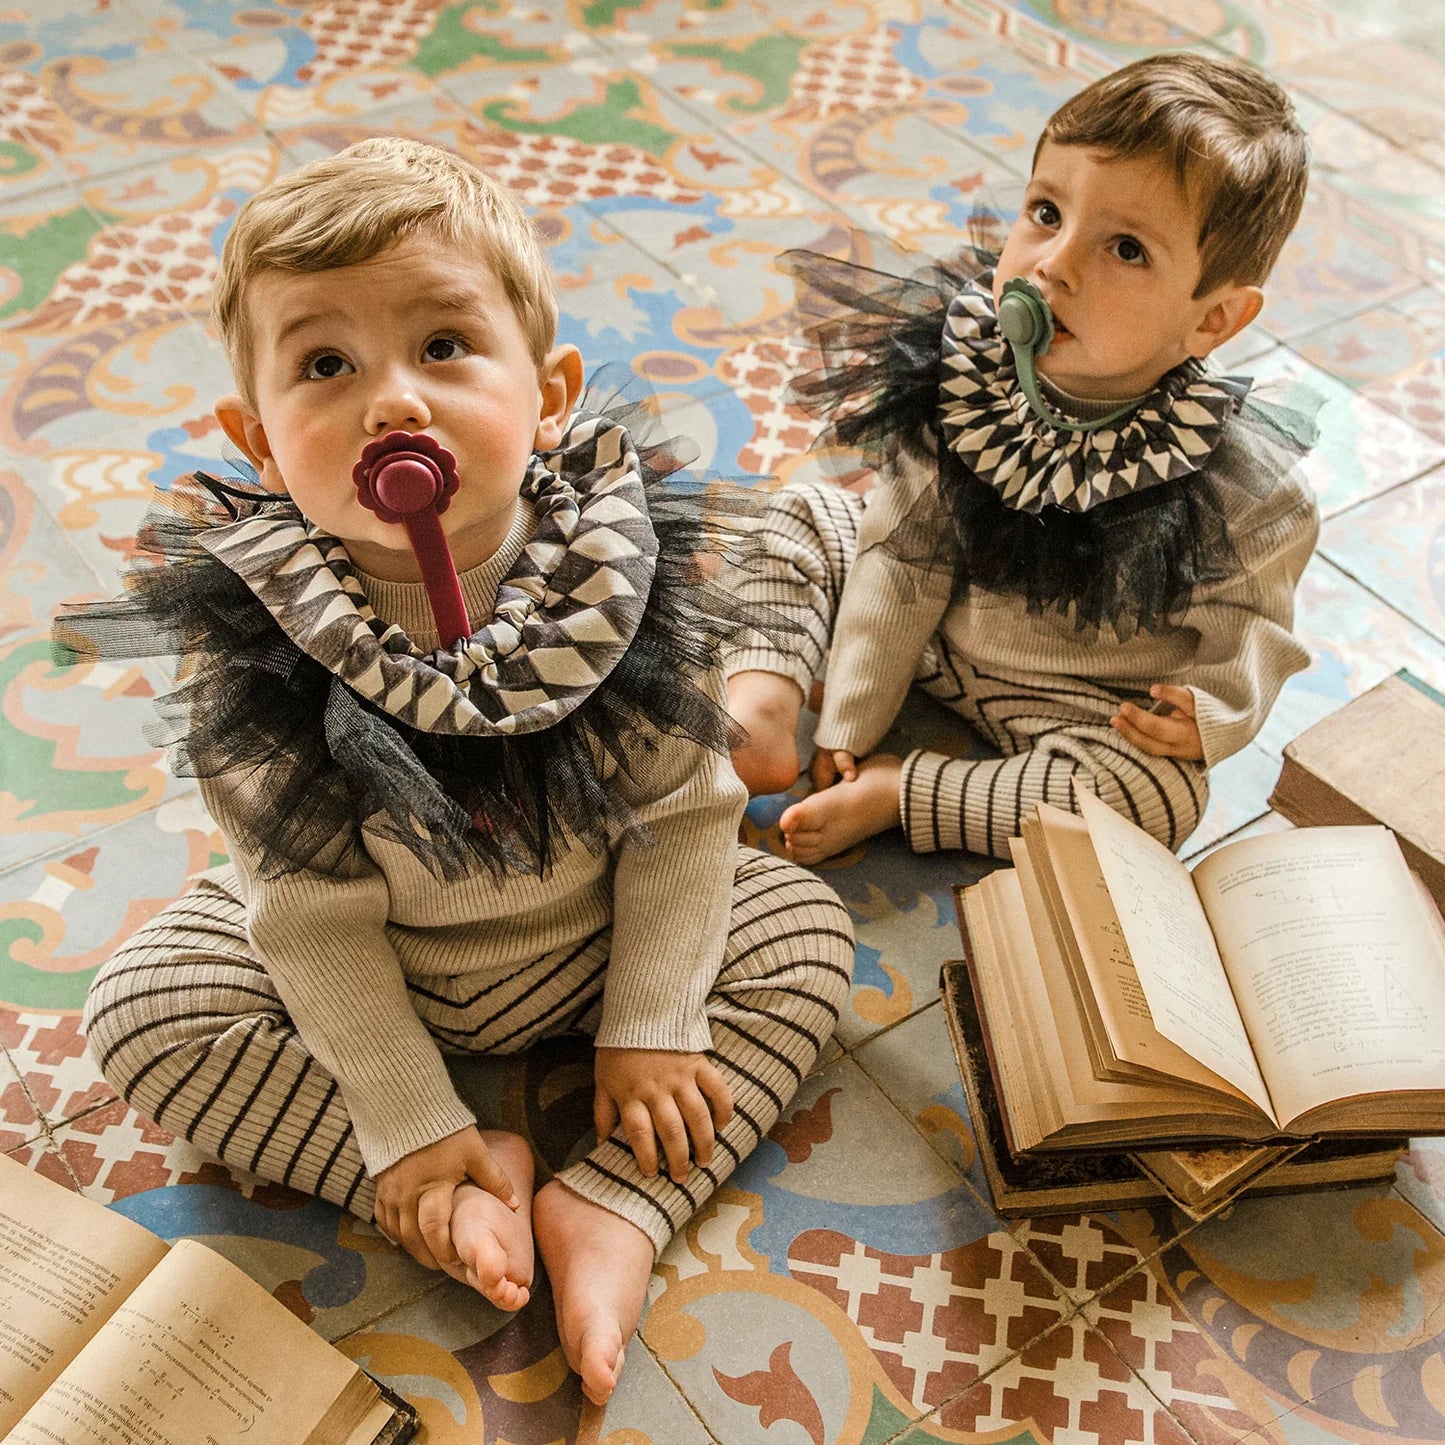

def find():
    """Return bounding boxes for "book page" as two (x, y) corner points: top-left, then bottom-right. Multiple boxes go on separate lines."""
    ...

(1078, 790), (1273, 1115)
(1030, 808), (1250, 1094)
(1193, 825), (1445, 1126)
(0, 1154), (169, 1436)
(10, 1238), (371, 1445)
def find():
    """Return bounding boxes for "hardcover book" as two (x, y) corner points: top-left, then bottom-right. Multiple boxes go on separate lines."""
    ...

(0, 1154), (417, 1445)
(951, 789), (1445, 1156)
(940, 960), (1406, 1219)
(1270, 669), (1445, 909)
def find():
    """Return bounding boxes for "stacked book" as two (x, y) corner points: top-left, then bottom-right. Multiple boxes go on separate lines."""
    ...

(946, 672), (1445, 1219)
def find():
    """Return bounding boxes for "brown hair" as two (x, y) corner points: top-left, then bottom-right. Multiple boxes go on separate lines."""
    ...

(213, 137), (557, 399)
(1037, 53), (1308, 296)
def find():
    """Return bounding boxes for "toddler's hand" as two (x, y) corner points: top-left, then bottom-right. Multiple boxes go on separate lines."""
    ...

(374, 1124), (519, 1271)
(1110, 684), (1204, 760)
(810, 748), (858, 791)
(594, 1047), (734, 1183)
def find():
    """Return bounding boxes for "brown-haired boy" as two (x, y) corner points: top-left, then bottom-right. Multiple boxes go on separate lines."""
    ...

(728, 53), (1320, 863)
(65, 138), (854, 1406)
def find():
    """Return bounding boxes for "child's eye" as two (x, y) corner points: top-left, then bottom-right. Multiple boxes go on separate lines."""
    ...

(423, 336), (469, 363)
(1028, 200), (1061, 228)
(302, 351), (353, 380)
(1111, 236), (1148, 266)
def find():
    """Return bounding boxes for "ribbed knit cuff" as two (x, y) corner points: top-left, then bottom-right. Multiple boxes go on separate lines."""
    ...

(353, 1092), (479, 1178)
(899, 748), (967, 854)
(722, 643), (815, 699)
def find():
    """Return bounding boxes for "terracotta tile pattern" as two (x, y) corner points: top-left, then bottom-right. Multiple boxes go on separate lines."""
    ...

(4, 0), (1445, 1439)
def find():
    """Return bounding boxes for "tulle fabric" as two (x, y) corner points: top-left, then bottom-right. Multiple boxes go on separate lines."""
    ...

(780, 245), (1319, 639)
(54, 375), (779, 882)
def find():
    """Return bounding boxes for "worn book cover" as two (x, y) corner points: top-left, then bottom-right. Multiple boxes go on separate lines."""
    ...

(940, 961), (1406, 1220)
(1270, 669), (1445, 909)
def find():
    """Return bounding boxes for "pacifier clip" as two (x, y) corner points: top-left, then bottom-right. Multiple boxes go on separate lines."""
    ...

(995, 278), (1144, 434)
(353, 431), (473, 648)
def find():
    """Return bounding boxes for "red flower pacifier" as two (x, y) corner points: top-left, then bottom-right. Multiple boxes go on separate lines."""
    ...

(352, 431), (473, 648)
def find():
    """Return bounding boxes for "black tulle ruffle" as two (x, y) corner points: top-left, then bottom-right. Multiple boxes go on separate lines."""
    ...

(54, 381), (778, 882)
(781, 245), (1318, 638)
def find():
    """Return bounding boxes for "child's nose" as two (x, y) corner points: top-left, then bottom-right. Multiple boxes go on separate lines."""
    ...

(1036, 233), (1081, 291)
(364, 371), (431, 435)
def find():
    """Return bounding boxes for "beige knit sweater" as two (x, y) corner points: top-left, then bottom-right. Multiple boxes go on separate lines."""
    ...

(813, 429), (1319, 768)
(200, 498), (747, 1176)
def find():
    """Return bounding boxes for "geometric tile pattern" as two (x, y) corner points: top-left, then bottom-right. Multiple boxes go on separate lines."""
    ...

(6, 0), (1445, 1440)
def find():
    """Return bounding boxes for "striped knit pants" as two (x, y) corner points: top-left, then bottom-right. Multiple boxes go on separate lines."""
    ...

(82, 848), (853, 1256)
(729, 482), (1209, 858)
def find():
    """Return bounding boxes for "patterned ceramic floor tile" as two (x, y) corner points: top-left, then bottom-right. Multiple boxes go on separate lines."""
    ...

(1248, 348), (1445, 519)
(6, 3), (1445, 1441)
(337, 1284), (714, 1444)
(1319, 467), (1445, 647)
(1277, 34), (1445, 176)
(1257, 554), (1445, 759)
(1086, 1186), (1445, 1443)
(892, 1308), (1198, 1444)
(0, 597), (187, 871)
(850, 999), (1186, 1305)
(1295, 287), (1445, 446)
(1397, 1140), (1445, 1239)
(1179, 741), (1281, 862)
(643, 1055), (1072, 1443)
(0, 1040), (43, 1152)
(17, 46), (262, 189)
(0, 793), (225, 1119)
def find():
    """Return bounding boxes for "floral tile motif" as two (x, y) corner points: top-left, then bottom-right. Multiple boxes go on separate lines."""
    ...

(1088, 1186), (1445, 1442)
(0, 794), (225, 1128)
(30, 1098), (446, 1345)
(13, 48), (261, 189)
(5, 2), (1445, 1441)
(1278, 35), (1445, 176)
(643, 1056), (1068, 1442)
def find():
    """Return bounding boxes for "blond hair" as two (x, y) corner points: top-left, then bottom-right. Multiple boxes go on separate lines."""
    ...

(213, 138), (557, 398)
(1038, 53), (1308, 296)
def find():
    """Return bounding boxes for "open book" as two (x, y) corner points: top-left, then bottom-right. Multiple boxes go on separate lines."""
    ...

(0, 1154), (416, 1445)
(939, 960), (1405, 1218)
(955, 790), (1445, 1155)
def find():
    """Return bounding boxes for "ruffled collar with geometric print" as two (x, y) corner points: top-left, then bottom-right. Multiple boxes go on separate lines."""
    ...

(938, 270), (1251, 514)
(200, 410), (657, 738)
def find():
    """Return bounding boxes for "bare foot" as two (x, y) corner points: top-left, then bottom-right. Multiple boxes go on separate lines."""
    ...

(779, 752), (904, 863)
(533, 1179), (655, 1406)
(446, 1131), (535, 1311)
(727, 670), (804, 795)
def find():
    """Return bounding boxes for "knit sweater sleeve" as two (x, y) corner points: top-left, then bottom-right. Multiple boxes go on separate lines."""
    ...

(199, 770), (477, 1177)
(814, 452), (955, 758)
(595, 676), (748, 1055)
(1180, 465), (1319, 766)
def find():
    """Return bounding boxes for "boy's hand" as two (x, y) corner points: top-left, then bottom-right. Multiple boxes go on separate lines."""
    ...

(1110, 684), (1204, 760)
(811, 748), (858, 791)
(594, 1047), (734, 1183)
(374, 1124), (519, 1271)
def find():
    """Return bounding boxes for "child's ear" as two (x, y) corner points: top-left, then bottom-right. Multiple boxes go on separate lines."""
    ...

(214, 395), (287, 494)
(533, 345), (585, 452)
(1187, 283), (1264, 360)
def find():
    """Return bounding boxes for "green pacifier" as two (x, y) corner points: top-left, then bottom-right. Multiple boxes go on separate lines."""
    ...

(996, 277), (1143, 433)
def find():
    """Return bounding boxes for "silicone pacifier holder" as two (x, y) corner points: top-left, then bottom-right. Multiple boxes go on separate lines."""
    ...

(352, 431), (473, 648)
(996, 277), (1143, 434)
